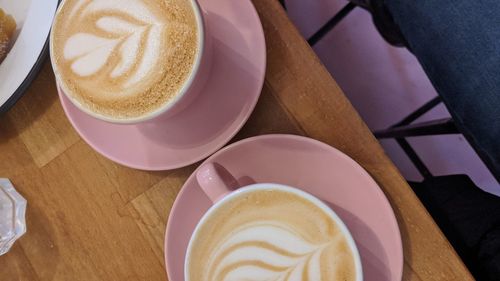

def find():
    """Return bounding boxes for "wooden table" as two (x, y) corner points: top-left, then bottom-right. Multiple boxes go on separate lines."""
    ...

(0, 1), (473, 280)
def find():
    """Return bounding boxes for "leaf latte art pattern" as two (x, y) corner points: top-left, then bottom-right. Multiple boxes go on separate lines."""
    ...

(63, 0), (164, 87)
(187, 189), (356, 281)
(51, 0), (198, 118)
(206, 222), (347, 281)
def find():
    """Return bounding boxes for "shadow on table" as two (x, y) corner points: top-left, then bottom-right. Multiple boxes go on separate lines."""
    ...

(324, 201), (394, 281)
(0, 61), (58, 142)
(23, 199), (61, 280)
(0, 189), (61, 280)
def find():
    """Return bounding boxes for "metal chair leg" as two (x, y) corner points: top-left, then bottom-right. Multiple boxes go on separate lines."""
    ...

(279, 0), (286, 10)
(374, 96), (446, 179)
(308, 2), (357, 46)
(397, 138), (433, 179)
(393, 96), (442, 127)
(374, 118), (459, 139)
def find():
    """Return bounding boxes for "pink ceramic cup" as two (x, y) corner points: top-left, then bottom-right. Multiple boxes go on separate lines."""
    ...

(50, 0), (212, 124)
(186, 162), (364, 281)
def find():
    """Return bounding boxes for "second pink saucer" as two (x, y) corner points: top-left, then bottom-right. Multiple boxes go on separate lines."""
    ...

(58, 0), (266, 170)
(166, 134), (403, 281)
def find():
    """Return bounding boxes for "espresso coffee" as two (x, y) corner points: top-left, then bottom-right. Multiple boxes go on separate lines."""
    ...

(51, 0), (199, 119)
(187, 188), (356, 281)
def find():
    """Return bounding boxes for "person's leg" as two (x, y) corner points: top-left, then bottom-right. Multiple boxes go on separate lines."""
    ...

(410, 175), (500, 280)
(380, 0), (500, 181)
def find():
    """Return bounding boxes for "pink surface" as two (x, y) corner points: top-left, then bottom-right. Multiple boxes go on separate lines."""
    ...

(285, 0), (498, 194)
(165, 134), (403, 281)
(58, 0), (266, 170)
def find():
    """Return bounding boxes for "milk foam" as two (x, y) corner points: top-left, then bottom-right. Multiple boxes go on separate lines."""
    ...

(187, 188), (356, 281)
(61, 0), (164, 91)
(51, 0), (199, 119)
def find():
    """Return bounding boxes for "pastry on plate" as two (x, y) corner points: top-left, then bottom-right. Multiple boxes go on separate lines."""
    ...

(0, 8), (16, 63)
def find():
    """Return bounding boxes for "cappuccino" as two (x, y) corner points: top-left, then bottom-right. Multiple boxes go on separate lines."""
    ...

(51, 0), (199, 119)
(186, 187), (357, 281)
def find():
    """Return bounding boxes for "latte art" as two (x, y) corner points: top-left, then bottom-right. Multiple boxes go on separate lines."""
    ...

(187, 188), (356, 281)
(63, 0), (164, 86)
(51, 0), (199, 119)
(206, 222), (348, 280)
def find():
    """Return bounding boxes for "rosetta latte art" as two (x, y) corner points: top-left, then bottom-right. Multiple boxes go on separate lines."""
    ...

(51, 0), (198, 118)
(187, 188), (356, 281)
(206, 222), (348, 280)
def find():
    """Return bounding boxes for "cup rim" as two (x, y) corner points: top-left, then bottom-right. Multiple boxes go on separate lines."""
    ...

(49, 0), (206, 124)
(184, 183), (364, 281)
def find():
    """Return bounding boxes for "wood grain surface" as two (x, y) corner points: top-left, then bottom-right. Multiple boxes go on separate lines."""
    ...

(0, 1), (474, 280)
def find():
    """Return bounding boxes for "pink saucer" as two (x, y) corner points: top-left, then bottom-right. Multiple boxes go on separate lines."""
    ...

(165, 134), (403, 281)
(58, 0), (266, 170)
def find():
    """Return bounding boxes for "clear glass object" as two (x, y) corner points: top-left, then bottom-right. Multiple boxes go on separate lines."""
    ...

(0, 179), (27, 255)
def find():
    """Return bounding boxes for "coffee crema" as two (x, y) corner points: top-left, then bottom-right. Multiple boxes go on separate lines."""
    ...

(51, 0), (199, 119)
(187, 188), (356, 281)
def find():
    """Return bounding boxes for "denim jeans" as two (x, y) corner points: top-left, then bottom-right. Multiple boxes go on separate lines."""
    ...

(383, 0), (500, 183)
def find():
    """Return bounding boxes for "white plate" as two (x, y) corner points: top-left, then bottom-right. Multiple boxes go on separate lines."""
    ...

(0, 0), (58, 113)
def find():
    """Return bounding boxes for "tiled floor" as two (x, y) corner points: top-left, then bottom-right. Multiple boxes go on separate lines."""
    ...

(284, 0), (499, 194)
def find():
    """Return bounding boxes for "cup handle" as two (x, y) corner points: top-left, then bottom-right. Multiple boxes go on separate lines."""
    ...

(196, 162), (240, 203)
